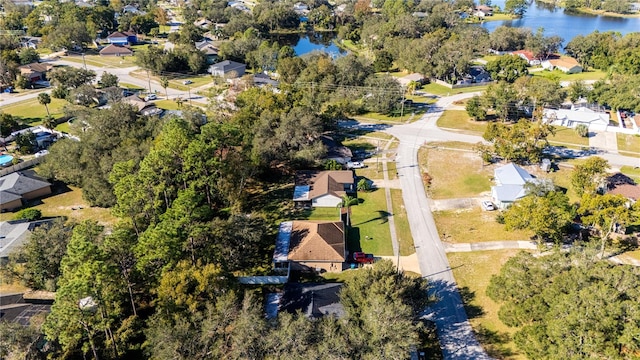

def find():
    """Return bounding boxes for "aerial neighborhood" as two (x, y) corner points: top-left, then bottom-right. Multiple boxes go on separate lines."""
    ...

(0, 0), (639, 358)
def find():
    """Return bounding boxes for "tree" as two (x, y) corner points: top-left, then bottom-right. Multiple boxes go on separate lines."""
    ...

(485, 55), (529, 83)
(14, 208), (42, 221)
(502, 187), (574, 244)
(373, 50), (394, 72)
(337, 195), (359, 226)
(567, 80), (590, 103)
(324, 159), (343, 170)
(15, 131), (37, 154)
(38, 92), (51, 119)
(574, 123), (589, 137)
(482, 119), (555, 164)
(18, 47), (40, 65)
(98, 72), (119, 88)
(48, 67), (97, 89)
(504, 0), (527, 15)
(160, 76), (169, 98)
(570, 156), (610, 197)
(465, 95), (487, 120)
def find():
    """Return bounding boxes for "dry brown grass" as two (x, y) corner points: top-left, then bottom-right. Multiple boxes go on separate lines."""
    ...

(448, 250), (528, 359)
(434, 207), (533, 243)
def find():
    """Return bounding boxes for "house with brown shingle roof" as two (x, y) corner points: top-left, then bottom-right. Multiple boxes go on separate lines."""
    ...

(606, 173), (640, 204)
(18, 62), (54, 82)
(99, 44), (133, 57)
(294, 170), (355, 207)
(273, 220), (346, 273)
(542, 56), (583, 74)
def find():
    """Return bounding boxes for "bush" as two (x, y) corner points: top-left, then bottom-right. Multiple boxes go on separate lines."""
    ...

(51, 86), (69, 99)
(575, 124), (589, 137)
(14, 208), (42, 221)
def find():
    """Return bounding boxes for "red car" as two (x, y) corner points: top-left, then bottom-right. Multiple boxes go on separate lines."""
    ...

(353, 252), (375, 264)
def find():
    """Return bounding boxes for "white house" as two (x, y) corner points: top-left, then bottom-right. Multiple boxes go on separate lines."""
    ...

(293, 170), (355, 208)
(491, 163), (534, 209)
(541, 57), (583, 74)
(543, 106), (610, 131)
(511, 50), (541, 66)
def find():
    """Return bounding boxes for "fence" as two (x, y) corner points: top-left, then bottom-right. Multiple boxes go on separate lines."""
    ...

(237, 276), (289, 285)
(0, 157), (42, 177)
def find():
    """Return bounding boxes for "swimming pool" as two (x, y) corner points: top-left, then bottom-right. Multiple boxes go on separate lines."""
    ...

(0, 154), (14, 167)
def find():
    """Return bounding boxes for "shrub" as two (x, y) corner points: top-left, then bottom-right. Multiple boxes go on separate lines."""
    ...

(575, 124), (589, 137)
(14, 208), (42, 221)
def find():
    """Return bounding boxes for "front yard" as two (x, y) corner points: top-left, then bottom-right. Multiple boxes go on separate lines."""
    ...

(617, 133), (640, 157)
(433, 207), (533, 243)
(1, 97), (68, 124)
(448, 250), (528, 359)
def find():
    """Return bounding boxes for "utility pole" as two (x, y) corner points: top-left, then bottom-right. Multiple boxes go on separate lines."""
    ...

(400, 88), (406, 119)
(81, 53), (87, 70)
(376, 139), (380, 174)
(187, 84), (192, 106)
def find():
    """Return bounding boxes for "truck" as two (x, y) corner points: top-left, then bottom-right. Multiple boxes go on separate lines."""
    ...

(352, 252), (375, 264)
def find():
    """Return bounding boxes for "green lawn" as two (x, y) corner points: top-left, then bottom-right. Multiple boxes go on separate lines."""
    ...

(421, 83), (488, 96)
(304, 207), (341, 221)
(548, 126), (590, 146)
(448, 250), (527, 359)
(354, 108), (425, 124)
(61, 55), (136, 69)
(433, 207), (533, 243)
(391, 189), (415, 256)
(1, 97), (68, 124)
(119, 82), (146, 91)
(419, 146), (492, 199)
(0, 185), (117, 225)
(620, 165), (640, 182)
(436, 110), (487, 135)
(531, 69), (606, 82)
(154, 99), (181, 110)
(617, 133), (640, 157)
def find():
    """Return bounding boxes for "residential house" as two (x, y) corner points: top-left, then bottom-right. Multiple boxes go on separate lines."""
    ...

(320, 135), (352, 165)
(0, 171), (52, 211)
(269, 282), (345, 319)
(252, 73), (279, 87)
(0, 292), (53, 325)
(18, 62), (54, 82)
(511, 50), (541, 66)
(541, 57), (583, 74)
(195, 40), (219, 64)
(122, 4), (143, 14)
(106, 31), (138, 45)
(473, 4), (493, 17)
(458, 66), (492, 85)
(194, 18), (213, 29)
(606, 173), (640, 204)
(630, 2), (640, 12)
(228, 1), (251, 12)
(208, 60), (246, 78)
(99, 44), (134, 57)
(293, 170), (356, 207)
(122, 94), (162, 115)
(293, 2), (310, 15)
(0, 219), (55, 259)
(273, 220), (346, 273)
(543, 106), (610, 131)
(491, 163), (534, 209)
(20, 36), (41, 49)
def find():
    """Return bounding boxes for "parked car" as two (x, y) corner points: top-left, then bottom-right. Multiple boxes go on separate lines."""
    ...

(481, 201), (496, 211)
(34, 150), (49, 158)
(144, 94), (157, 101)
(183, 80), (193, 85)
(353, 252), (375, 264)
(346, 161), (366, 169)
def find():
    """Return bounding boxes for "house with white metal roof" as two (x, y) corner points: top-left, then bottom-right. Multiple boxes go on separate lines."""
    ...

(491, 163), (534, 209)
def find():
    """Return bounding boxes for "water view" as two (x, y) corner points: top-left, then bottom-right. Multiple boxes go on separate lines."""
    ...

(272, 33), (346, 57)
(482, 0), (640, 44)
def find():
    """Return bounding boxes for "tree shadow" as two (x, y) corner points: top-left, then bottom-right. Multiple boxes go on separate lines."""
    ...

(352, 210), (391, 226)
(458, 286), (485, 319)
(474, 325), (516, 359)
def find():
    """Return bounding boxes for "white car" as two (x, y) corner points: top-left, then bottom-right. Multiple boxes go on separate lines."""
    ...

(183, 80), (193, 85)
(481, 201), (496, 211)
(144, 94), (157, 101)
(346, 161), (366, 169)
(35, 150), (49, 158)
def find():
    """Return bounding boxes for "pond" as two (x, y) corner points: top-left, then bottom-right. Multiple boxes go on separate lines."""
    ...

(272, 33), (347, 57)
(481, 0), (640, 45)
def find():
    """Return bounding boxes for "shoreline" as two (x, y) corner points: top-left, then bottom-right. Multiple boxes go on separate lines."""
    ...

(533, 0), (640, 18)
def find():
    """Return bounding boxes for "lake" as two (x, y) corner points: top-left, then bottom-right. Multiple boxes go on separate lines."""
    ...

(271, 33), (346, 57)
(481, 0), (640, 44)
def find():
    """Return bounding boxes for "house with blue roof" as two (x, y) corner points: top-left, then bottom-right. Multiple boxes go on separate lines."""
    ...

(491, 163), (534, 209)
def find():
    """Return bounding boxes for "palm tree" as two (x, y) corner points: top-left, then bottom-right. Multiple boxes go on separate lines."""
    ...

(37, 92), (51, 119)
(160, 76), (169, 99)
(337, 195), (359, 226)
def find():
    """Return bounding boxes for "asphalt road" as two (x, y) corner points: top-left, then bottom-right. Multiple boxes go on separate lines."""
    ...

(387, 93), (492, 360)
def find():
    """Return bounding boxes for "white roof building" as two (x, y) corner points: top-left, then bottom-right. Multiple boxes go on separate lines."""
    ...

(491, 163), (534, 209)
(543, 107), (610, 131)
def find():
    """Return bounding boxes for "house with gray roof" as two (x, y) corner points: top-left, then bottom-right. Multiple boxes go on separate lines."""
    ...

(0, 172), (51, 211)
(0, 219), (55, 258)
(491, 163), (534, 209)
(208, 60), (246, 78)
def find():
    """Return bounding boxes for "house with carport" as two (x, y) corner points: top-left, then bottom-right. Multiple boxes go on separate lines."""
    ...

(273, 220), (347, 274)
(293, 170), (356, 207)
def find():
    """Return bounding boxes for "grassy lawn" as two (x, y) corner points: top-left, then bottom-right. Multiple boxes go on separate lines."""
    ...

(531, 69), (606, 81)
(548, 126), (589, 146)
(535, 164), (581, 203)
(350, 189), (394, 256)
(304, 207), (341, 221)
(436, 110), (487, 135)
(434, 207), (533, 243)
(617, 133), (640, 157)
(355, 166), (384, 180)
(427, 141), (479, 151)
(448, 250), (527, 359)
(354, 108), (425, 124)
(0, 185), (118, 225)
(419, 146), (492, 199)
(167, 75), (214, 91)
(421, 83), (487, 96)
(1, 98), (67, 124)
(154, 99), (181, 110)
(61, 55), (137, 69)
(390, 189), (415, 256)
(119, 82), (145, 91)
(621, 165), (640, 182)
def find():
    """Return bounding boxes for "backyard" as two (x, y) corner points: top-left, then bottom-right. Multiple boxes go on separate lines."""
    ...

(448, 250), (528, 359)
(1, 97), (67, 124)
